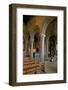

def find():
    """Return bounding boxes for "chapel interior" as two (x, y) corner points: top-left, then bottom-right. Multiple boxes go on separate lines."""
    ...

(23, 15), (57, 75)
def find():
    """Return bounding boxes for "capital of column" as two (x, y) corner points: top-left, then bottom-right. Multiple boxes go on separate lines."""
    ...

(41, 34), (46, 39)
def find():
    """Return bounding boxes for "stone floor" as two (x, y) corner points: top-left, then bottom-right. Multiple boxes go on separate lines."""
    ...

(35, 60), (57, 74)
(23, 57), (57, 74)
(44, 60), (57, 73)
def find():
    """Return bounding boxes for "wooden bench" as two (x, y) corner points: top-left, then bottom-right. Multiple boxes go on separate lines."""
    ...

(23, 59), (42, 74)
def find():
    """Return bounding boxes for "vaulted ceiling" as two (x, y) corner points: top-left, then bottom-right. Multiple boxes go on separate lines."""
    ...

(23, 15), (57, 34)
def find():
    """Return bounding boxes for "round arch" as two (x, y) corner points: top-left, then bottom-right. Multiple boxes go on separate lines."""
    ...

(44, 18), (57, 61)
(30, 25), (41, 60)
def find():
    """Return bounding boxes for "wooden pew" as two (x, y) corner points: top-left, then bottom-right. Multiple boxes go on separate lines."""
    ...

(23, 59), (42, 74)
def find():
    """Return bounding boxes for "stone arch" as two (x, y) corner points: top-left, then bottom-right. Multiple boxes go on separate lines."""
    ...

(44, 17), (57, 60)
(41, 17), (57, 34)
(23, 23), (31, 57)
(34, 26), (40, 51)
(30, 25), (40, 60)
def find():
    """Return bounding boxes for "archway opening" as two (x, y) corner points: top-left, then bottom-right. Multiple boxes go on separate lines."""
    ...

(44, 18), (57, 61)
(33, 26), (40, 60)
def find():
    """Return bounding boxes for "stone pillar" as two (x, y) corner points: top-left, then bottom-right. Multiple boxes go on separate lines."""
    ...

(40, 34), (46, 62)
(46, 37), (49, 59)
(44, 38), (46, 58)
(25, 40), (28, 56)
(30, 35), (34, 60)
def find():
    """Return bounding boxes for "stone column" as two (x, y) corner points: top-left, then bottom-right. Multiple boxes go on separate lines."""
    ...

(25, 40), (28, 56)
(46, 37), (49, 59)
(40, 34), (46, 62)
(30, 35), (34, 60)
